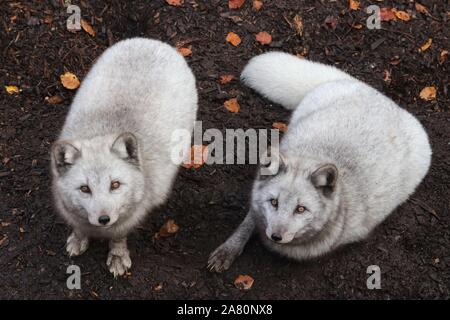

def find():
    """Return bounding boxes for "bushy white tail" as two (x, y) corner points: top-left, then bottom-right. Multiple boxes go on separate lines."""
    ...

(240, 52), (355, 110)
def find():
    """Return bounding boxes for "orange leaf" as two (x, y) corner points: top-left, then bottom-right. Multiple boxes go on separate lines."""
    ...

(439, 50), (448, 65)
(60, 72), (80, 90)
(182, 145), (208, 169)
(349, 0), (360, 10)
(352, 23), (364, 29)
(252, 0), (263, 11)
(226, 32), (241, 46)
(419, 86), (436, 101)
(415, 3), (429, 15)
(155, 219), (179, 239)
(272, 122), (288, 133)
(380, 8), (396, 22)
(382, 70), (392, 83)
(224, 98), (240, 113)
(81, 19), (96, 37)
(234, 275), (254, 290)
(177, 46), (192, 57)
(418, 38), (432, 52)
(229, 0), (245, 9)
(166, 0), (183, 6)
(255, 31), (272, 45)
(219, 74), (235, 84)
(392, 9), (411, 21)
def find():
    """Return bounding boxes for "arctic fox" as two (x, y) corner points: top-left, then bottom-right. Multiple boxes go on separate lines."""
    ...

(51, 38), (198, 276)
(208, 52), (431, 272)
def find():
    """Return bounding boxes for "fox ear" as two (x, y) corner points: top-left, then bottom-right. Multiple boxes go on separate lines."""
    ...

(111, 132), (139, 164)
(311, 164), (338, 196)
(52, 141), (80, 174)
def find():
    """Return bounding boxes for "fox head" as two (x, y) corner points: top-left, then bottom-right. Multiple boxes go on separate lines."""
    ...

(51, 132), (146, 228)
(252, 153), (340, 244)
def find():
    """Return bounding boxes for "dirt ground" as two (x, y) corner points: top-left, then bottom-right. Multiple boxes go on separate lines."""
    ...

(0, 0), (449, 299)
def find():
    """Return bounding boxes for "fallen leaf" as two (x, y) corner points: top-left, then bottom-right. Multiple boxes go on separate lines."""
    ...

(45, 95), (64, 104)
(229, 0), (245, 9)
(177, 46), (192, 57)
(380, 8), (397, 21)
(352, 23), (364, 29)
(292, 15), (304, 36)
(1, 222), (10, 227)
(182, 145), (208, 169)
(349, 0), (360, 10)
(224, 98), (240, 113)
(219, 74), (235, 84)
(415, 3), (429, 16)
(392, 9), (411, 21)
(234, 275), (254, 290)
(418, 38), (432, 52)
(226, 32), (241, 46)
(0, 235), (8, 247)
(324, 16), (338, 30)
(5, 85), (19, 94)
(60, 72), (80, 90)
(46, 250), (56, 256)
(166, 0), (183, 6)
(80, 19), (96, 37)
(382, 69), (392, 83)
(19, 227), (25, 233)
(419, 86), (437, 101)
(153, 283), (163, 291)
(252, 0), (263, 11)
(44, 16), (53, 24)
(272, 122), (288, 133)
(255, 31), (272, 45)
(389, 56), (401, 65)
(155, 219), (180, 238)
(439, 50), (448, 65)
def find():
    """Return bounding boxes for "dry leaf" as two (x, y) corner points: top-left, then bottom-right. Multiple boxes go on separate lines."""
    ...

(419, 86), (436, 101)
(255, 31), (272, 45)
(81, 19), (96, 37)
(252, 0), (263, 11)
(155, 219), (180, 239)
(219, 74), (235, 84)
(229, 0), (245, 9)
(166, 0), (183, 6)
(44, 16), (53, 24)
(324, 16), (338, 30)
(226, 32), (241, 46)
(60, 72), (80, 90)
(153, 283), (163, 291)
(5, 85), (19, 94)
(1, 222), (10, 227)
(272, 122), (288, 133)
(182, 145), (208, 169)
(224, 98), (240, 113)
(439, 50), (448, 65)
(0, 235), (8, 247)
(349, 0), (360, 10)
(234, 275), (254, 290)
(382, 69), (392, 83)
(418, 38), (432, 52)
(380, 8), (397, 21)
(392, 9), (411, 21)
(19, 227), (25, 233)
(352, 23), (364, 29)
(177, 46), (192, 57)
(45, 95), (64, 104)
(292, 15), (304, 36)
(415, 3), (429, 15)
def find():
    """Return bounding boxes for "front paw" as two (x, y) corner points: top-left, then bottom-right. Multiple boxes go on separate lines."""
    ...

(106, 247), (132, 278)
(66, 232), (89, 257)
(207, 242), (242, 273)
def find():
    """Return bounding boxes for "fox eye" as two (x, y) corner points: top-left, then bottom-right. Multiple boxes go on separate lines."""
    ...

(295, 206), (306, 214)
(270, 198), (278, 207)
(110, 181), (121, 190)
(80, 185), (91, 194)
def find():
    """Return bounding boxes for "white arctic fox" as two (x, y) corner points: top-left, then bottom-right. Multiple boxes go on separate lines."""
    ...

(51, 38), (198, 276)
(208, 52), (431, 272)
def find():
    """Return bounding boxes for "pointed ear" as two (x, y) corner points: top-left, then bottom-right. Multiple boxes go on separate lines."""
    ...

(111, 132), (139, 164)
(259, 147), (287, 179)
(311, 164), (338, 196)
(52, 141), (80, 175)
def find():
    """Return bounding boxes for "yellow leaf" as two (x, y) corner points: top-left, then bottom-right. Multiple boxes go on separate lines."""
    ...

(60, 72), (80, 90)
(419, 86), (437, 101)
(80, 19), (95, 37)
(392, 9), (411, 21)
(5, 85), (19, 94)
(418, 38), (432, 52)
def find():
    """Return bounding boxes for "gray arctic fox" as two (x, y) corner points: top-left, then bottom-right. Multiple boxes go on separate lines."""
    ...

(208, 52), (431, 272)
(51, 38), (198, 276)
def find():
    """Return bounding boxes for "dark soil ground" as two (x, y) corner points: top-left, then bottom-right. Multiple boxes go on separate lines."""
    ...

(0, 0), (449, 299)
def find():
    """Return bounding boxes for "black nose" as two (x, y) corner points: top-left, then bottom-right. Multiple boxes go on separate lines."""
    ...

(271, 234), (282, 242)
(98, 215), (110, 225)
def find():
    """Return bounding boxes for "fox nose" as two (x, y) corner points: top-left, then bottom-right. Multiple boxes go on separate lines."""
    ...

(271, 233), (282, 242)
(98, 215), (110, 225)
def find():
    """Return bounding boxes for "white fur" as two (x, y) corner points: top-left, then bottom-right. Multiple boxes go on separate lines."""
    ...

(51, 38), (198, 276)
(208, 52), (431, 271)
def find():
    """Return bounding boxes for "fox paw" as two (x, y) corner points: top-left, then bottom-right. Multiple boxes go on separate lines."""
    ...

(66, 232), (89, 257)
(107, 248), (132, 278)
(207, 243), (241, 273)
